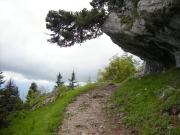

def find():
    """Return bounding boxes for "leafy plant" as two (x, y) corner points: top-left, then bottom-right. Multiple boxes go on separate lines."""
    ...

(98, 54), (136, 82)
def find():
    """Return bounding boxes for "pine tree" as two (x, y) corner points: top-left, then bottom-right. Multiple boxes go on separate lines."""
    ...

(0, 79), (22, 126)
(68, 71), (78, 89)
(3, 79), (22, 111)
(55, 72), (64, 88)
(46, 8), (106, 47)
(0, 79), (22, 124)
(30, 82), (38, 92)
(45, 0), (126, 47)
(0, 72), (5, 88)
(26, 82), (40, 105)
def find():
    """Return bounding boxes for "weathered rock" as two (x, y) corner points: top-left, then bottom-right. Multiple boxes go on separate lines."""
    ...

(102, 0), (180, 73)
(175, 51), (180, 68)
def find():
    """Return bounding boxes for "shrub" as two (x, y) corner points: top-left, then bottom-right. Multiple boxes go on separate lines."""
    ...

(98, 54), (136, 82)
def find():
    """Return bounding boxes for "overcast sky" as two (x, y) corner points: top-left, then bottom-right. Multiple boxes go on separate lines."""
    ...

(0, 0), (125, 98)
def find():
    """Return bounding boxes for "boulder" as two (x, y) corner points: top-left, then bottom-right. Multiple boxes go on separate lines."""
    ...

(102, 0), (180, 73)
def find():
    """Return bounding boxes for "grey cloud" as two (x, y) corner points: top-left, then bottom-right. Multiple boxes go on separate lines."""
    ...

(0, 0), (123, 83)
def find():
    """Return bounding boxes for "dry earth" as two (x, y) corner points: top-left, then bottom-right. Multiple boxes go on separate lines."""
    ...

(58, 84), (130, 135)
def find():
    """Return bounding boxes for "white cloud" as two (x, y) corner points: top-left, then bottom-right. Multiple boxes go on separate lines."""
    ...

(3, 71), (55, 100)
(0, 0), (126, 97)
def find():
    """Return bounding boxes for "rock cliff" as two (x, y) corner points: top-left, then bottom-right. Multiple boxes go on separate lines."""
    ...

(102, 0), (180, 73)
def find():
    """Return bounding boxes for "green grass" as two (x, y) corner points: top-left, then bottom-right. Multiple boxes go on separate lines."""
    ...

(111, 69), (180, 135)
(0, 83), (99, 135)
(2, 69), (180, 135)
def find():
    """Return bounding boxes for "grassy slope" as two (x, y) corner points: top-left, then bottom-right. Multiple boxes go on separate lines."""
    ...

(0, 83), (99, 135)
(112, 69), (180, 135)
(1, 70), (180, 135)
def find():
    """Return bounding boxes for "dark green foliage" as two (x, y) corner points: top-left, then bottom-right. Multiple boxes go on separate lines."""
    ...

(30, 82), (38, 92)
(45, 0), (129, 47)
(98, 54), (136, 82)
(45, 0), (127, 47)
(68, 71), (78, 89)
(90, 0), (108, 9)
(0, 83), (99, 135)
(55, 72), (64, 88)
(26, 82), (41, 106)
(90, 0), (124, 11)
(0, 79), (23, 127)
(46, 8), (106, 47)
(2, 80), (22, 111)
(0, 72), (5, 88)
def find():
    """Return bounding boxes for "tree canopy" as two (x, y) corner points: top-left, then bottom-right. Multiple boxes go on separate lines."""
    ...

(98, 54), (136, 82)
(68, 71), (78, 89)
(26, 82), (40, 106)
(0, 72), (5, 88)
(46, 8), (106, 47)
(90, 0), (124, 11)
(55, 72), (64, 88)
(0, 79), (22, 126)
(45, 0), (125, 47)
(29, 82), (38, 92)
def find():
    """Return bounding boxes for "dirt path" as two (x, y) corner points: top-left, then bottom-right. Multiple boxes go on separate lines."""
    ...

(58, 84), (130, 135)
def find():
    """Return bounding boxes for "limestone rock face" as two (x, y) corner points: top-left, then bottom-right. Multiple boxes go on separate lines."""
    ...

(102, 0), (180, 73)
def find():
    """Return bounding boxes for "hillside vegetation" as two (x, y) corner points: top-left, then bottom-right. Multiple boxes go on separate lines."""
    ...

(0, 83), (100, 135)
(111, 69), (180, 135)
(98, 54), (136, 82)
(1, 69), (179, 135)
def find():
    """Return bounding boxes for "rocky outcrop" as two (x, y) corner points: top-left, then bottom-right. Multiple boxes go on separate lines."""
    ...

(102, 0), (180, 73)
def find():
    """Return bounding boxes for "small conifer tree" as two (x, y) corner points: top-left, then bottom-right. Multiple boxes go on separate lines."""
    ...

(55, 72), (64, 88)
(0, 72), (5, 88)
(0, 79), (22, 124)
(26, 82), (40, 105)
(68, 71), (78, 89)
